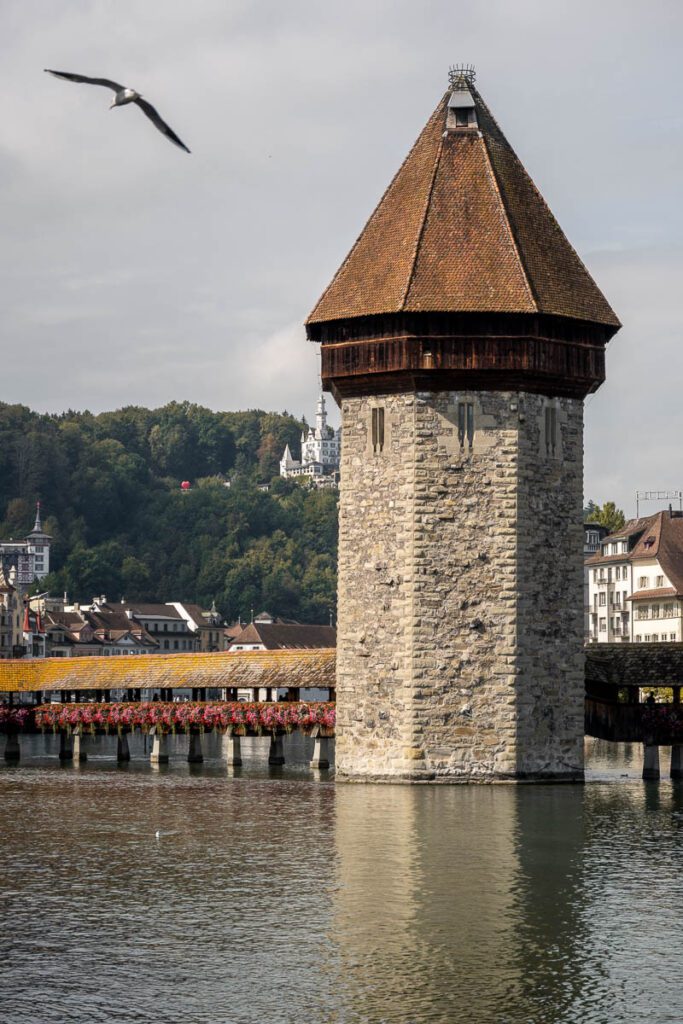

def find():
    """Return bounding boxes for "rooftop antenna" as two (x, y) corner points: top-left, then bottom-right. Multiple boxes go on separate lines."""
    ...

(635, 490), (683, 518)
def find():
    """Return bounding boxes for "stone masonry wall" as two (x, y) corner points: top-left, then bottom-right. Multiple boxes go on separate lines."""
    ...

(335, 389), (584, 781)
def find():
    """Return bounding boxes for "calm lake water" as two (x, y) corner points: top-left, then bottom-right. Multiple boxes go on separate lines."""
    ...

(1, 734), (682, 1024)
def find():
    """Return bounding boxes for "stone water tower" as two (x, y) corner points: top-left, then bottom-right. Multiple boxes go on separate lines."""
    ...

(306, 68), (620, 781)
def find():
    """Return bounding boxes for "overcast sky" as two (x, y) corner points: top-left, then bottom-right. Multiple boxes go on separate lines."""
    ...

(1, 0), (682, 515)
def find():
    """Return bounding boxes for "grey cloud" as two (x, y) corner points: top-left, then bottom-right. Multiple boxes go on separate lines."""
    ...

(0, 0), (681, 512)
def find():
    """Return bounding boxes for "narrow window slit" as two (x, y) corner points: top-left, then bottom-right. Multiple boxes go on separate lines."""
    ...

(458, 402), (474, 449)
(372, 407), (385, 454)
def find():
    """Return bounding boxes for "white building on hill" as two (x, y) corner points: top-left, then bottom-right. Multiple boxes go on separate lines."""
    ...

(280, 394), (340, 487)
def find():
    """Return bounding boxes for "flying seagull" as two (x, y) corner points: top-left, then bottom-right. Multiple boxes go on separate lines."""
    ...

(44, 70), (191, 153)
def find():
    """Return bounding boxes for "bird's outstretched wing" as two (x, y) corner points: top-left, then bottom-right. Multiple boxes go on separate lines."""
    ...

(134, 97), (191, 153)
(44, 69), (125, 91)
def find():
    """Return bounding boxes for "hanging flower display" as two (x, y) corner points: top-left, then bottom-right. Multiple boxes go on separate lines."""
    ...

(33, 701), (335, 737)
(0, 707), (32, 732)
(641, 704), (683, 742)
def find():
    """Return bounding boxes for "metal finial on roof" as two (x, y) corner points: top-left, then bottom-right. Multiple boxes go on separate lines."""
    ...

(448, 64), (476, 88)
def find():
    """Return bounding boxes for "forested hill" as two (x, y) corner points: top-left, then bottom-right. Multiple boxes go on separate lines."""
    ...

(0, 401), (338, 623)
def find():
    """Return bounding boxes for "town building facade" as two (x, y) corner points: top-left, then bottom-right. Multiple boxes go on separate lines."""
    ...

(167, 601), (223, 651)
(0, 569), (20, 659)
(583, 522), (609, 638)
(26, 594), (223, 658)
(586, 510), (683, 643)
(0, 503), (51, 584)
(228, 621), (336, 652)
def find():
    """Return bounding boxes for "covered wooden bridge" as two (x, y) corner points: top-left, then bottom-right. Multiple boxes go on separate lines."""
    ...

(0, 648), (337, 770)
(585, 644), (683, 779)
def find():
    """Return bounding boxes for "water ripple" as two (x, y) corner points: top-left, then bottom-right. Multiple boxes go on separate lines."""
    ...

(1, 737), (682, 1022)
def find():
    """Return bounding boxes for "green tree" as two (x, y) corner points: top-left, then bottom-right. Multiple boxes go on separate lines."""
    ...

(0, 400), (338, 622)
(585, 500), (626, 534)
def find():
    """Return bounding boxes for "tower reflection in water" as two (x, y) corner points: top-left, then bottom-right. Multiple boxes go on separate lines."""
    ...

(328, 785), (587, 1023)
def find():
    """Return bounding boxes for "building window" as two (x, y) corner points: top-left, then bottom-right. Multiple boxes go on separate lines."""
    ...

(371, 407), (385, 454)
(457, 402), (474, 449)
(644, 634), (651, 642)
(656, 575), (664, 588)
(615, 593), (621, 608)
(651, 604), (660, 619)
(615, 567), (620, 581)
(599, 618), (606, 632)
(455, 108), (470, 127)
(544, 405), (558, 457)
(638, 576), (649, 589)
(599, 593), (606, 607)
(671, 634), (678, 642)
(636, 607), (649, 620)
(635, 634), (642, 642)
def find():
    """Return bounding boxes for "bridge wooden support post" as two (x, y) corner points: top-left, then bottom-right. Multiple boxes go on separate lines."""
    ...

(117, 733), (131, 763)
(268, 734), (285, 766)
(150, 730), (169, 766)
(187, 732), (203, 764)
(72, 729), (89, 763)
(670, 745), (683, 780)
(4, 731), (20, 762)
(58, 731), (73, 762)
(221, 733), (242, 767)
(310, 733), (331, 770)
(642, 744), (660, 781)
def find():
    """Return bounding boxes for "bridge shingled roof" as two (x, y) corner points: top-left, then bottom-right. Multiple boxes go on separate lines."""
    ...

(0, 648), (336, 693)
(586, 643), (683, 688)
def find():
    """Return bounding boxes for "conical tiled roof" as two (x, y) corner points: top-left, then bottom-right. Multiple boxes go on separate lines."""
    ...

(308, 84), (619, 328)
